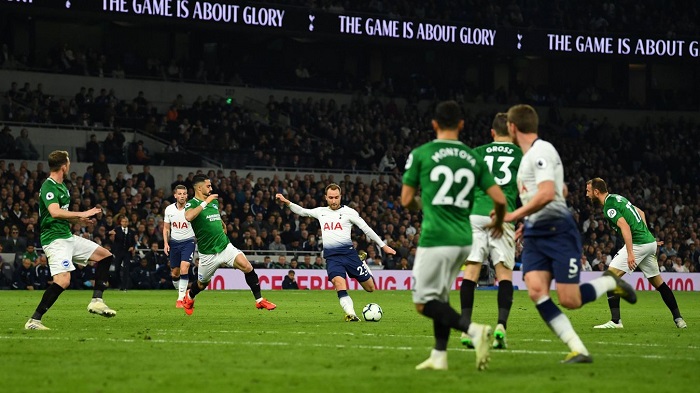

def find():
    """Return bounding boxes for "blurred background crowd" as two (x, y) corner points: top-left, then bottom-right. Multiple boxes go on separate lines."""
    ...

(1, 0), (699, 290)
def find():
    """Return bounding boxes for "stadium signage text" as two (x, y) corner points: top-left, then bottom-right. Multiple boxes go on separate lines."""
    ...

(338, 15), (496, 46)
(547, 33), (700, 57)
(102, 0), (286, 27)
(6, 1), (700, 60)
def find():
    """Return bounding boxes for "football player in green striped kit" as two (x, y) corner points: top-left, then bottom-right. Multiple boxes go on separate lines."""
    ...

(402, 101), (507, 371)
(586, 177), (686, 329)
(459, 113), (522, 350)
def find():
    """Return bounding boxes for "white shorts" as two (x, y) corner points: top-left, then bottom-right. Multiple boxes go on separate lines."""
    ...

(42, 235), (100, 275)
(412, 246), (471, 304)
(466, 215), (515, 269)
(610, 241), (660, 278)
(197, 243), (244, 283)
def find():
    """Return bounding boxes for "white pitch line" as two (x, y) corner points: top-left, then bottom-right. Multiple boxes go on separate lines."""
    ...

(519, 338), (700, 349)
(1, 335), (696, 361)
(151, 329), (700, 350)
(70, 327), (700, 351)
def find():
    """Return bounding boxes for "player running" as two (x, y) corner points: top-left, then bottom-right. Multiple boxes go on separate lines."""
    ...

(402, 101), (507, 371)
(504, 104), (636, 364)
(460, 112), (522, 350)
(182, 175), (276, 315)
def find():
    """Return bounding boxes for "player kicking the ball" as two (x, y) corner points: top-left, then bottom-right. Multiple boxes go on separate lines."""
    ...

(182, 175), (276, 315)
(276, 184), (395, 322)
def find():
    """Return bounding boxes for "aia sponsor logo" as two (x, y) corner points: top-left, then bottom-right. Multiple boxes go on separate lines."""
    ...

(323, 222), (343, 230)
(172, 221), (189, 229)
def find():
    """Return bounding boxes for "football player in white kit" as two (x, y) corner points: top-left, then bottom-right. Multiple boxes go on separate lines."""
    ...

(276, 184), (396, 321)
(503, 104), (637, 364)
(163, 184), (196, 308)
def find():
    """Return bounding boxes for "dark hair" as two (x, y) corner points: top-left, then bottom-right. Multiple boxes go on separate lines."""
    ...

(433, 100), (463, 130)
(492, 112), (508, 136)
(507, 104), (538, 134)
(587, 177), (608, 193)
(47, 150), (69, 171)
(192, 174), (208, 186)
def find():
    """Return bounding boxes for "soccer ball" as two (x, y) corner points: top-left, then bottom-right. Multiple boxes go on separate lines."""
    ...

(362, 303), (383, 322)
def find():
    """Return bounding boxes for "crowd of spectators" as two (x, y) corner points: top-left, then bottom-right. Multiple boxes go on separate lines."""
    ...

(2, 99), (700, 291)
(2, 80), (150, 145)
(1, 2), (699, 293)
(3, 49), (700, 289)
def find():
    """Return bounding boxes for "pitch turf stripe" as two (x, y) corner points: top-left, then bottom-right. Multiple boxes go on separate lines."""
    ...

(1, 335), (696, 361)
(519, 338), (699, 349)
(143, 329), (700, 350)
(74, 327), (700, 350)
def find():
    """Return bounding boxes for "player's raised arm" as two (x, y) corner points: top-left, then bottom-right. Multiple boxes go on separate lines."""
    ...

(48, 203), (100, 221)
(185, 193), (218, 222)
(275, 193), (318, 218)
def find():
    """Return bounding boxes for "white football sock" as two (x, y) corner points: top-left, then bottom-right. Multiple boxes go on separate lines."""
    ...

(588, 275), (617, 297)
(549, 313), (589, 355)
(178, 276), (189, 301)
(339, 295), (356, 316)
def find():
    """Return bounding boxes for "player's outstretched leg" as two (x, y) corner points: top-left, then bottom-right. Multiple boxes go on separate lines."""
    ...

(459, 278), (477, 348)
(88, 255), (117, 317)
(493, 280), (513, 349)
(422, 300), (492, 370)
(653, 278), (686, 328)
(182, 289), (195, 315)
(337, 290), (359, 321)
(244, 269), (276, 310)
(603, 271), (637, 304)
(183, 280), (206, 315)
(416, 319), (449, 370)
(25, 273), (68, 330)
(536, 295), (593, 363)
(579, 270), (637, 308)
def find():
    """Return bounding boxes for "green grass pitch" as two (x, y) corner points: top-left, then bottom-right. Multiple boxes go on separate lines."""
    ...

(1, 289), (698, 393)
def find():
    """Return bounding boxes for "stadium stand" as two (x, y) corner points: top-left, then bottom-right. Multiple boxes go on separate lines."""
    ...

(2, 1), (700, 291)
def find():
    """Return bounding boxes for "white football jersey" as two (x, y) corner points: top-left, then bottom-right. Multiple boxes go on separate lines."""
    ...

(517, 139), (570, 224)
(164, 203), (195, 241)
(288, 203), (385, 257)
